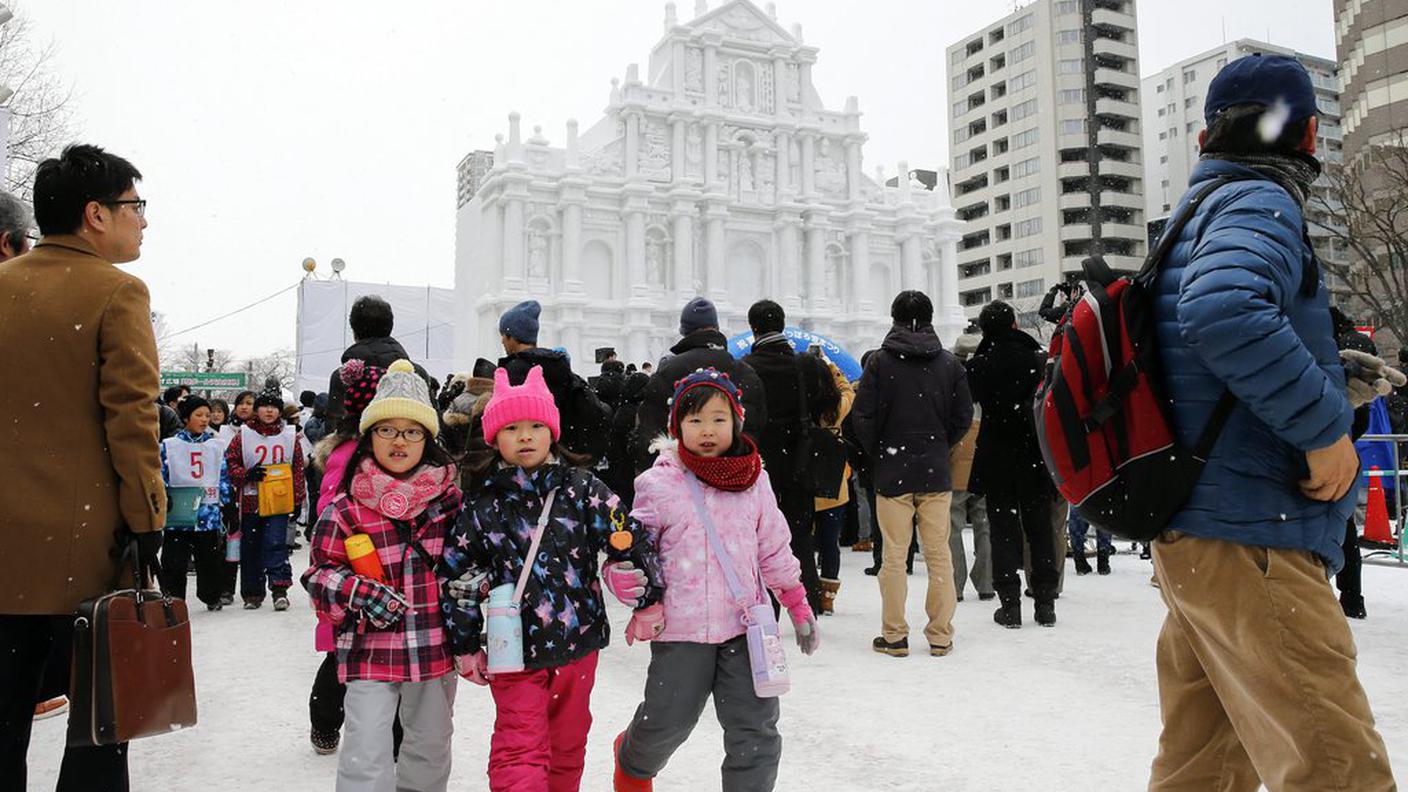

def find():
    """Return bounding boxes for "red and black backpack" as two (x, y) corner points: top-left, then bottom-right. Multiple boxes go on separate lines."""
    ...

(1033, 175), (1246, 541)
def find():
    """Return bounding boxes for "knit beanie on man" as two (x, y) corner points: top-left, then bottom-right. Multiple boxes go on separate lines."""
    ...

(481, 365), (561, 443)
(499, 300), (541, 345)
(678, 297), (719, 337)
(358, 359), (440, 438)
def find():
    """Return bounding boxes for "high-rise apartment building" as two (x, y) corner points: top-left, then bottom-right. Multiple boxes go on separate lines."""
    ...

(1336, 0), (1408, 162)
(1141, 41), (1347, 275)
(945, 0), (1145, 323)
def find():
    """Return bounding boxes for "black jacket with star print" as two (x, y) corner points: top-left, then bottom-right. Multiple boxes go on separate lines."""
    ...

(441, 462), (663, 669)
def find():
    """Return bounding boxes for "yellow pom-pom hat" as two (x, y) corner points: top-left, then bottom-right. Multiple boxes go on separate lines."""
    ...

(358, 359), (440, 438)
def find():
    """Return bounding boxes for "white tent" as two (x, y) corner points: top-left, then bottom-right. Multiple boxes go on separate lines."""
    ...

(294, 279), (457, 395)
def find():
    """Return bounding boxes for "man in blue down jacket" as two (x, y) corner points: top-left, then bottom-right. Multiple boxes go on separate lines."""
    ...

(1147, 55), (1395, 790)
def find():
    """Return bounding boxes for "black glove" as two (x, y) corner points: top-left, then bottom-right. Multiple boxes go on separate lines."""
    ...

(246, 464), (267, 483)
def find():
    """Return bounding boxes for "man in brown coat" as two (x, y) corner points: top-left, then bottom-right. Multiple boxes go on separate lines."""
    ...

(0, 144), (163, 792)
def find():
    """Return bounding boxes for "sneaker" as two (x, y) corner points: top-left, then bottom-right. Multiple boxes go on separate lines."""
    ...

(1073, 554), (1093, 576)
(871, 636), (909, 657)
(219, 593), (234, 607)
(33, 696), (68, 721)
(273, 596), (291, 611)
(206, 602), (223, 612)
(863, 566), (879, 576)
(929, 643), (953, 657)
(613, 732), (653, 792)
(243, 599), (263, 610)
(1096, 552), (1112, 576)
(311, 728), (340, 755)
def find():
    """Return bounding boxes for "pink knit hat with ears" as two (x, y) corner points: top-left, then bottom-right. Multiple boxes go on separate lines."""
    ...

(481, 365), (561, 443)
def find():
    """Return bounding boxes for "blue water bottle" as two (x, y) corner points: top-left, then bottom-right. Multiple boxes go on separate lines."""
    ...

(485, 583), (524, 674)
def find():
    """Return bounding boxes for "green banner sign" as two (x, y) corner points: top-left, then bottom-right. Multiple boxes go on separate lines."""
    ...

(160, 371), (248, 389)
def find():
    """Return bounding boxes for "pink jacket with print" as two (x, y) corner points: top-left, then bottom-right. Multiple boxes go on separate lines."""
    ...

(631, 439), (802, 644)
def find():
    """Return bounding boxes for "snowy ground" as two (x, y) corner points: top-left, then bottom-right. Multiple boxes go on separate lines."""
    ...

(27, 537), (1408, 791)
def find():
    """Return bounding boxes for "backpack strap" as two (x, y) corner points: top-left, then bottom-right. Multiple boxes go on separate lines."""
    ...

(1135, 173), (1254, 286)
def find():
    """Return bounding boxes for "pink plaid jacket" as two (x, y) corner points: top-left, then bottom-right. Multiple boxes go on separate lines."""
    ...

(302, 486), (462, 683)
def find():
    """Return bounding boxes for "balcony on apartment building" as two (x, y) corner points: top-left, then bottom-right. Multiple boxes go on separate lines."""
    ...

(1090, 1), (1136, 33)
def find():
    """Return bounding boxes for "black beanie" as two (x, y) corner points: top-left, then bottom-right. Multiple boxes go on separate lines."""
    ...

(254, 390), (284, 411)
(177, 396), (210, 422)
(748, 299), (785, 335)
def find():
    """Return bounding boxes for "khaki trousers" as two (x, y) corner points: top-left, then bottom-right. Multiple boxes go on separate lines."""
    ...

(1148, 532), (1396, 792)
(877, 492), (955, 647)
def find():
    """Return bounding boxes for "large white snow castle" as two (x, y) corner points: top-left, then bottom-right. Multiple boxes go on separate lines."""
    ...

(454, 0), (965, 367)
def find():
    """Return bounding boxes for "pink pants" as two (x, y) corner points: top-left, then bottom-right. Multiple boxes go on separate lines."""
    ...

(487, 651), (599, 792)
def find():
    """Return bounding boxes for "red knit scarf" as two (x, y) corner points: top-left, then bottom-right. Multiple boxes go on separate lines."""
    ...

(677, 435), (761, 492)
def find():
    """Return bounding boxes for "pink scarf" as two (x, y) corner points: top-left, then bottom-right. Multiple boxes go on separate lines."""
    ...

(349, 456), (456, 520)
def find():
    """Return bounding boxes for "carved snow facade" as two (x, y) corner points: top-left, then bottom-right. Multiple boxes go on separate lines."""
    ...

(454, 0), (966, 367)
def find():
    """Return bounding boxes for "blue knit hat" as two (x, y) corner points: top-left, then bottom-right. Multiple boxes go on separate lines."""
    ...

(499, 300), (541, 345)
(1204, 54), (1317, 126)
(678, 297), (718, 337)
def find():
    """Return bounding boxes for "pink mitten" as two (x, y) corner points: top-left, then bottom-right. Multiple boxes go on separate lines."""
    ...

(625, 603), (666, 646)
(602, 561), (649, 608)
(456, 651), (491, 686)
(778, 587), (819, 656)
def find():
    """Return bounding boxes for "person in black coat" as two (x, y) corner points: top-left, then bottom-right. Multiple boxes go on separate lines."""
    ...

(495, 300), (611, 465)
(628, 297), (768, 474)
(605, 371), (650, 510)
(742, 299), (833, 614)
(965, 300), (1058, 628)
(853, 291), (973, 656)
(323, 295), (432, 433)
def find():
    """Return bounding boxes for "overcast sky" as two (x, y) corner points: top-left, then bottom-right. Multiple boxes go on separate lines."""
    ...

(22, 0), (1335, 362)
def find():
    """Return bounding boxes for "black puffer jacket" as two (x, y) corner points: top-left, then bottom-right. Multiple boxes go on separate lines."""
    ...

(852, 325), (973, 497)
(964, 327), (1048, 497)
(742, 340), (832, 491)
(496, 347), (611, 464)
(325, 336), (431, 430)
(629, 329), (768, 474)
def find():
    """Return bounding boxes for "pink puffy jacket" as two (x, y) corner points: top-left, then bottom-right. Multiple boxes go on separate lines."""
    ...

(631, 440), (802, 644)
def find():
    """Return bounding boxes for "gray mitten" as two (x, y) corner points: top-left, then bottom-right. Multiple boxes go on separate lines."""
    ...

(1340, 349), (1406, 407)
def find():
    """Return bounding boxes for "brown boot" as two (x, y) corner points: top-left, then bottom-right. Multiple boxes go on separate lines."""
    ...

(819, 578), (840, 615)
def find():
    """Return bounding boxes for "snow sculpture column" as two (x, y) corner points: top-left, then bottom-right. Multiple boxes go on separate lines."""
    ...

(706, 203), (727, 302)
(502, 112), (526, 293)
(672, 202), (693, 299)
(777, 213), (801, 312)
(804, 212), (826, 311)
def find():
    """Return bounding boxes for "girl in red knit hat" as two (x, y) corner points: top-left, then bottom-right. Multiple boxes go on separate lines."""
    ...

(442, 364), (665, 792)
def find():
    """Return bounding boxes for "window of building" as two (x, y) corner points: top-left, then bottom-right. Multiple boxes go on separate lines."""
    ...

(989, 27), (1005, 44)
(1170, 126), (1178, 137)
(951, 49), (967, 65)
(1014, 217), (1043, 238)
(998, 282), (1015, 299)
(1216, 57), (1227, 70)
(1010, 41), (1035, 64)
(1007, 13), (1034, 36)
(1012, 98), (1039, 120)
(1059, 89), (1085, 105)
(1013, 186), (1040, 208)
(953, 99), (969, 118)
(1157, 107), (1165, 117)
(1008, 69), (1037, 93)
(993, 137), (1010, 154)
(991, 82), (1008, 100)
(1159, 154), (1167, 164)
(1054, 0), (1078, 14)
(1016, 278), (1046, 299)
(1060, 119), (1086, 135)
(1158, 131), (1167, 140)
(960, 287), (992, 307)
(954, 126), (970, 144)
(1056, 29), (1081, 45)
(1183, 68), (1196, 84)
(954, 153), (970, 171)
(991, 109), (1008, 127)
(1057, 59), (1082, 75)
(994, 165), (1011, 183)
(1012, 157), (1041, 178)
(1156, 83), (1164, 93)
(1184, 96), (1197, 108)
(1011, 127), (1040, 149)
(994, 194), (1012, 211)
(960, 259), (992, 279)
(1014, 248), (1043, 268)
(1186, 121), (1198, 133)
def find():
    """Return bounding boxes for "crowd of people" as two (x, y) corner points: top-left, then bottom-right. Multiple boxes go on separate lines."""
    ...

(0, 54), (1400, 792)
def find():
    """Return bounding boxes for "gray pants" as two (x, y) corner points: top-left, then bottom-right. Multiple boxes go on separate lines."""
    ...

(340, 674), (457, 792)
(618, 636), (781, 791)
(949, 490), (993, 597)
